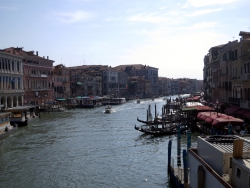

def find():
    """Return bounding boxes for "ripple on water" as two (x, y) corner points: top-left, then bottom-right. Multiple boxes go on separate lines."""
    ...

(0, 97), (194, 188)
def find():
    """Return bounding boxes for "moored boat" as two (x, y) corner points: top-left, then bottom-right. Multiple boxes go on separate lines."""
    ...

(0, 112), (18, 140)
(5, 105), (40, 126)
(109, 98), (126, 105)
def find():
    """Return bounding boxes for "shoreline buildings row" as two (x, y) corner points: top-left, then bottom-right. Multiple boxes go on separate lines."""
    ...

(0, 47), (202, 108)
(203, 31), (250, 110)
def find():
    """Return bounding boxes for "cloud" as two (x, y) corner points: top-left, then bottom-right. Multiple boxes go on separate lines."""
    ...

(0, 4), (20, 11)
(188, 8), (222, 16)
(183, 0), (238, 8)
(187, 22), (217, 30)
(127, 13), (171, 24)
(55, 11), (92, 23)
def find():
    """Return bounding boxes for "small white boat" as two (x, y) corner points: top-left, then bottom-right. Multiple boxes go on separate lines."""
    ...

(105, 106), (112, 113)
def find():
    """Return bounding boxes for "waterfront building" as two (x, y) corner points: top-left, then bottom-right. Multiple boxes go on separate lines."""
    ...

(69, 65), (109, 96)
(115, 64), (159, 96)
(158, 77), (169, 96)
(169, 78), (179, 95)
(127, 76), (150, 98)
(0, 51), (24, 108)
(53, 64), (70, 100)
(69, 69), (96, 97)
(218, 41), (237, 104)
(3, 48), (54, 106)
(102, 67), (119, 96)
(203, 31), (250, 111)
(117, 70), (128, 98)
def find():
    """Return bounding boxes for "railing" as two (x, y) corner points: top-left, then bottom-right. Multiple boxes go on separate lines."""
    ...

(240, 73), (250, 81)
(240, 100), (250, 108)
(30, 74), (48, 78)
(0, 89), (24, 93)
(30, 88), (53, 91)
(228, 97), (240, 105)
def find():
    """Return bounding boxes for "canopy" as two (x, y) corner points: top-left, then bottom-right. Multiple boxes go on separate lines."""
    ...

(197, 111), (244, 127)
(76, 82), (82, 85)
(224, 106), (240, 115)
(56, 98), (66, 101)
(181, 107), (197, 111)
(234, 109), (249, 116)
(244, 112), (250, 120)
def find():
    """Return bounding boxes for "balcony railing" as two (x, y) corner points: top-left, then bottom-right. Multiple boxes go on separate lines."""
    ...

(228, 97), (240, 105)
(0, 89), (24, 93)
(240, 100), (250, 108)
(27, 88), (53, 91)
(30, 74), (48, 78)
(240, 73), (250, 81)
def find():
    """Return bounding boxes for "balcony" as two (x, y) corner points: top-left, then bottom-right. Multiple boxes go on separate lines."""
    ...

(29, 88), (53, 91)
(240, 73), (250, 81)
(228, 97), (240, 105)
(30, 74), (48, 78)
(0, 89), (24, 93)
(240, 100), (250, 108)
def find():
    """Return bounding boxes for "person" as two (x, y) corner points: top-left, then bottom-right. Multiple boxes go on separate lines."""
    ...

(244, 127), (248, 134)
(236, 125), (241, 134)
(227, 122), (232, 135)
(4, 126), (8, 132)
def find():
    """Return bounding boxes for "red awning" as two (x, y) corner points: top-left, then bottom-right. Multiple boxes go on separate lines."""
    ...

(205, 116), (213, 124)
(244, 112), (250, 120)
(197, 111), (244, 127)
(196, 106), (214, 111)
(234, 109), (249, 116)
(224, 106), (240, 115)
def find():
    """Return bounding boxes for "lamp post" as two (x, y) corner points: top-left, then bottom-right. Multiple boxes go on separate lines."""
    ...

(216, 99), (219, 117)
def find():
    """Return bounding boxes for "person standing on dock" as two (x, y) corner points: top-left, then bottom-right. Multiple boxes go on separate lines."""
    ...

(227, 122), (232, 135)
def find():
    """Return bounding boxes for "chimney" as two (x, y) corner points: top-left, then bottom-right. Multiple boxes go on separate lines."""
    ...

(233, 139), (243, 158)
(47, 56), (49, 60)
(36, 51), (38, 56)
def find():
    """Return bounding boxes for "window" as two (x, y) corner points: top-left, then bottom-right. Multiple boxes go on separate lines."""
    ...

(236, 167), (241, 180)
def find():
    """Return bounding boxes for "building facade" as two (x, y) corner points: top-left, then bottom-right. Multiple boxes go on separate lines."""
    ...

(0, 51), (24, 108)
(3, 48), (54, 106)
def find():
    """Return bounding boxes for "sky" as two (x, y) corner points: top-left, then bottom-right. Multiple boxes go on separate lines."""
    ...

(1, 0), (250, 80)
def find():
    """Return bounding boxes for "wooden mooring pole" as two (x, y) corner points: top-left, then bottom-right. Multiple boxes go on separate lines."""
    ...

(177, 124), (181, 166)
(167, 140), (172, 174)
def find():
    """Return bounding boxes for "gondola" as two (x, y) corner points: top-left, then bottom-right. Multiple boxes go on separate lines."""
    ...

(134, 124), (177, 135)
(134, 124), (188, 136)
(136, 117), (178, 125)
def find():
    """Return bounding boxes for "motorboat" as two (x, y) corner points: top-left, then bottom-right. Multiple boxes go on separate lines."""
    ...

(105, 106), (113, 113)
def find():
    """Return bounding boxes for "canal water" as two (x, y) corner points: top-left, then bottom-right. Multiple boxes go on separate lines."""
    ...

(0, 96), (198, 188)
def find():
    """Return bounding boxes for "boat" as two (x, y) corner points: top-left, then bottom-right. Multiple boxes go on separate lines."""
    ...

(105, 106), (113, 113)
(44, 105), (64, 112)
(109, 98), (126, 105)
(134, 124), (188, 136)
(136, 117), (178, 125)
(5, 105), (40, 126)
(80, 96), (109, 108)
(0, 112), (18, 140)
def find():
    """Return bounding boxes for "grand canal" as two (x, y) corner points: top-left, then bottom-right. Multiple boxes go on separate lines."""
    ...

(0, 96), (198, 188)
